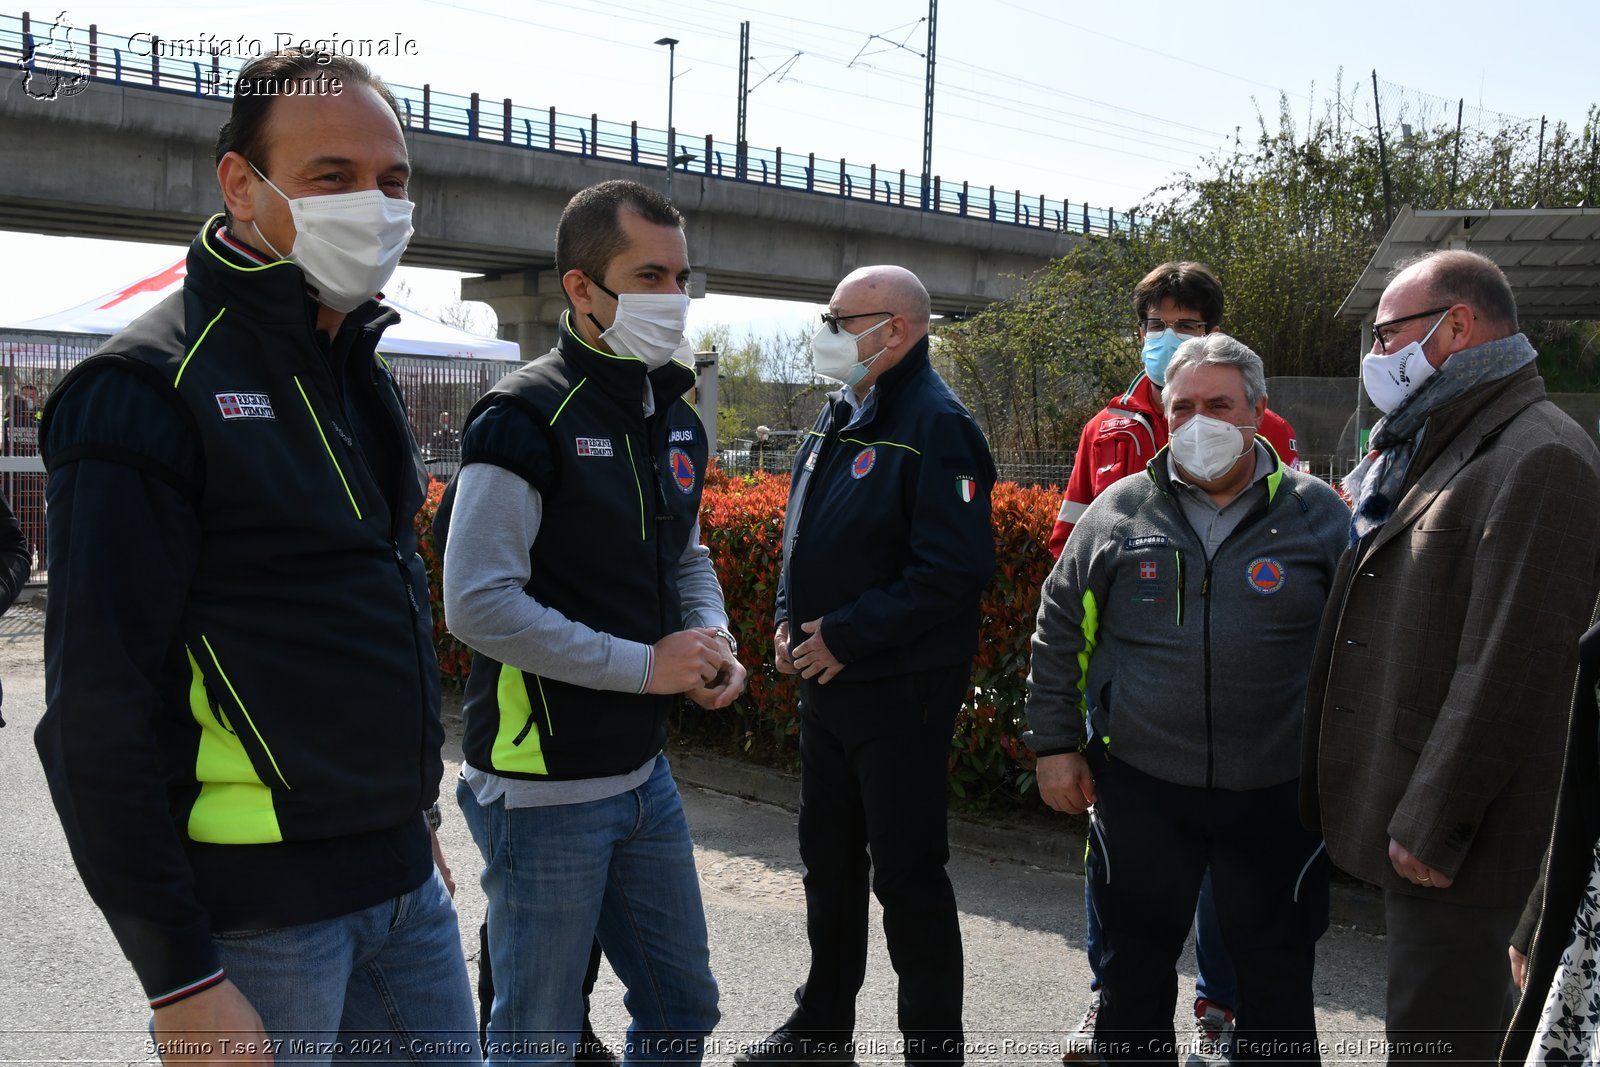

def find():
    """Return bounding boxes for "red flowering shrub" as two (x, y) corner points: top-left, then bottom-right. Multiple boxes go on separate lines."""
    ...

(414, 465), (1063, 806)
(415, 476), (473, 682)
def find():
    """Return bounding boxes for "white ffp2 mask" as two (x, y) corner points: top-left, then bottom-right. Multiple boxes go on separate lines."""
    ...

(1170, 413), (1251, 481)
(811, 317), (889, 387)
(250, 164), (414, 314)
(598, 292), (692, 370)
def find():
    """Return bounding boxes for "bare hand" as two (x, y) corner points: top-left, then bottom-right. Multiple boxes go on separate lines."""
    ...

(1037, 752), (1096, 814)
(791, 618), (844, 684)
(774, 620), (797, 675)
(1509, 944), (1527, 991)
(686, 628), (747, 709)
(152, 979), (273, 1063)
(429, 826), (456, 897)
(1388, 837), (1453, 889)
(648, 629), (725, 694)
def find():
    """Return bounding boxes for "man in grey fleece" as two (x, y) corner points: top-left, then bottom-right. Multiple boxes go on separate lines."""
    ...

(441, 180), (743, 1065)
(1024, 335), (1346, 1065)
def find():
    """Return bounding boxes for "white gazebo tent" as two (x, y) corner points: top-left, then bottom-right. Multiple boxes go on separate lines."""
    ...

(7, 259), (522, 362)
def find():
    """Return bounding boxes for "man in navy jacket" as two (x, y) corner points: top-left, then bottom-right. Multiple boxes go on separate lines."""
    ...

(738, 265), (996, 1066)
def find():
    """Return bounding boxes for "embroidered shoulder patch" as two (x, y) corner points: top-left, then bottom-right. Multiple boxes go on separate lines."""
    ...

(215, 392), (274, 420)
(669, 447), (697, 493)
(1123, 534), (1171, 550)
(576, 437), (613, 457)
(667, 427), (695, 444)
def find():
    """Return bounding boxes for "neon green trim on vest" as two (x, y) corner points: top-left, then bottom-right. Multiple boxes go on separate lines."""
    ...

(174, 309), (227, 387)
(199, 213), (296, 275)
(293, 375), (363, 520)
(185, 647), (282, 844)
(624, 437), (646, 541)
(839, 436), (921, 455)
(492, 663), (550, 775)
(200, 636), (290, 789)
(1076, 588), (1100, 718)
(549, 379), (588, 425)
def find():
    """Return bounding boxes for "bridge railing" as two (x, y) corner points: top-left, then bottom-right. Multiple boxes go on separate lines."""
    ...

(2, 11), (1149, 236)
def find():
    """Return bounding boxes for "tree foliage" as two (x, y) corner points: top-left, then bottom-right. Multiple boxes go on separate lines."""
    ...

(942, 83), (1600, 451)
(692, 322), (828, 441)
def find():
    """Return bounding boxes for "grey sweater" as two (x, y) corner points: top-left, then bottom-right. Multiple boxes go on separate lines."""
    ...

(444, 462), (728, 807)
(1024, 449), (1347, 790)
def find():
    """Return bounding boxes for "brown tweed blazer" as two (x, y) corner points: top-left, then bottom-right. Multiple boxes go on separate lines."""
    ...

(1302, 364), (1600, 909)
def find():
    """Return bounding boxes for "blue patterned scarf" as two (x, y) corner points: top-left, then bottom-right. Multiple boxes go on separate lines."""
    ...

(1345, 333), (1538, 547)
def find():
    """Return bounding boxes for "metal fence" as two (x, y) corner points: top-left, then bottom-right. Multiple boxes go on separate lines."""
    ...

(0, 329), (523, 582)
(1, 11), (1149, 237)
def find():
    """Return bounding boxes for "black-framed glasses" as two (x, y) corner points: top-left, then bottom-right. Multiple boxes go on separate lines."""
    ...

(1372, 306), (1451, 353)
(820, 310), (892, 334)
(1140, 316), (1208, 337)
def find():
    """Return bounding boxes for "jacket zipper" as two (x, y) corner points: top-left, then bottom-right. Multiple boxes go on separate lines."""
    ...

(783, 403), (844, 613)
(1169, 481), (1272, 791)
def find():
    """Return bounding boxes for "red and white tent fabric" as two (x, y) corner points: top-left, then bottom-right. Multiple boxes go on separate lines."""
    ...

(7, 260), (521, 362)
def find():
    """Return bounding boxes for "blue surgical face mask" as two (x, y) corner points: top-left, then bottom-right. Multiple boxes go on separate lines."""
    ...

(1141, 329), (1184, 387)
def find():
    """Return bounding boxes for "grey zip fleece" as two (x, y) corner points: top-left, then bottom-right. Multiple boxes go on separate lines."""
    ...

(1024, 448), (1347, 790)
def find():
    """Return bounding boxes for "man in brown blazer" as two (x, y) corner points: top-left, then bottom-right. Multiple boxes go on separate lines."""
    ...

(1303, 249), (1600, 1062)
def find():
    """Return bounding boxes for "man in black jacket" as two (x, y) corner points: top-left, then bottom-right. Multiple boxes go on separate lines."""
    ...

(34, 50), (475, 1061)
(738, 266), (996, 1067)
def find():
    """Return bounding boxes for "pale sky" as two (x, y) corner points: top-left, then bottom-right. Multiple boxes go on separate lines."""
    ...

(3, 0), (1596, 342)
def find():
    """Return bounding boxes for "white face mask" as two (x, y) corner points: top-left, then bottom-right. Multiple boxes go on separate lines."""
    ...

(1362, 312), (1447, 414)
(811, 317), (889, 387)
(595, 291), (692, 370)
(249, 165), (414, 314)
(1170, 413), (1252, 482)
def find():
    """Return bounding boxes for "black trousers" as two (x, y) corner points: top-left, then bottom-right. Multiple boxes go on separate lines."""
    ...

(1088, 752), (1329, 1065)
(790, 664), (970, 1065)
(1382, 889), (1521, 1064)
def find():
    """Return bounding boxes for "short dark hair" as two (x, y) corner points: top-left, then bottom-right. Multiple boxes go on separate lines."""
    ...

(213, 49), (403, 171)
(556, 181), (684, 286)
(1132, 261), (1224, 329)
(1400, 249), (1520, 336)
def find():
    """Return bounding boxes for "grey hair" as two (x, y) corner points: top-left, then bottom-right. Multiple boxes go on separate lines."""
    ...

(1163, 333), (1267, 409)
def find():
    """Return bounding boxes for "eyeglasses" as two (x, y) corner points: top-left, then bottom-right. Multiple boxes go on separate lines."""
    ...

(1372, 306), (1451, 353)
(1141, 317), (1208, 337)
(820, 310), (892, 335)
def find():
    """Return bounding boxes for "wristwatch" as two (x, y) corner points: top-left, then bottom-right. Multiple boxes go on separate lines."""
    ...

(712, 627), (738, 655)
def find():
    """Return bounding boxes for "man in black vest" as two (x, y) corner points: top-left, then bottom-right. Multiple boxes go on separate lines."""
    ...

(35, 50), (476, 1061)
(738, 265), (996, 1066)
(442, 180), (744, 1066)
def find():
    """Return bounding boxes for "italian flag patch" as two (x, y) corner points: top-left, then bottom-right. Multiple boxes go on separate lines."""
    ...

(956, 475), (976, 503)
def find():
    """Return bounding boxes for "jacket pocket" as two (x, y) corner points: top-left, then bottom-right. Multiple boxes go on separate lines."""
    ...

(1391, 702), (1437, 753)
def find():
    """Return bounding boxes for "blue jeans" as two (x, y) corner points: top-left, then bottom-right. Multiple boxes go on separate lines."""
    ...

(208, 866), (478, 1065)
(1085, 869), (1238, 1011)
(456, 758), (719, 1066)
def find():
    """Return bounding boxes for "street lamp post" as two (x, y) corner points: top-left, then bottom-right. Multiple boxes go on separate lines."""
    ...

(654, 36), (679, 199)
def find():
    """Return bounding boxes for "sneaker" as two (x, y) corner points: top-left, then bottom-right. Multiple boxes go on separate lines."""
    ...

(1184, 999), (1234, 1067)
(732, 1026), (856, 1065)
(575, 1019), (620, 1067)
(1060, 990), (1102, 1065)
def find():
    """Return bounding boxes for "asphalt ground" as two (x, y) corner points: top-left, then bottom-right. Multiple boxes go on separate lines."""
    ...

(0, 604), (1401, 1065)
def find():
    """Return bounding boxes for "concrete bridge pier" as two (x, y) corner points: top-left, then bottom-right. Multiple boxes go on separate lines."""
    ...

(460, 270), (567, 358)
